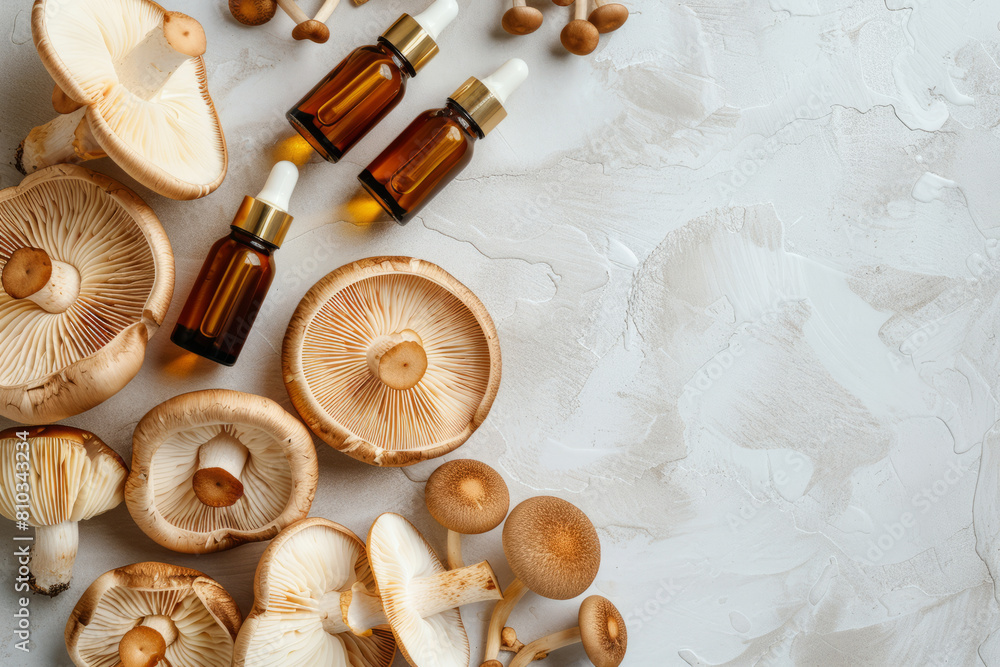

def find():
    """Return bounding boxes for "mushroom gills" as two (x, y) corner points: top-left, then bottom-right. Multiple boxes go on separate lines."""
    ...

(342, 560), (503, 634)
(30, 521), (79, 596)
(191, 430), (250, 508)
(119, 615), (179, 667)
(1, 246), (81, 313)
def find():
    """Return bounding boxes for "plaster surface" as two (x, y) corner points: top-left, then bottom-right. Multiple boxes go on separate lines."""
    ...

(1, 0), (1000, 665)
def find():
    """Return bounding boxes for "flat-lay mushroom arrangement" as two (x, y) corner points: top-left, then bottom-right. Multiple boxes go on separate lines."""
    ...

(0, 0), (629, 665)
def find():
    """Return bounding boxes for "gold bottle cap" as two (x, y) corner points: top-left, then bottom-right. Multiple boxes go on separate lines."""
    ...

(232, 196), (294, 248)
(381, 15), (438, 74)
(448, 59), (528, 136)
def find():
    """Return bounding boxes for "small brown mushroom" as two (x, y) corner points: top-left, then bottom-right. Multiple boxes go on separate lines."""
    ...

(588, 0), (628, 33)
(509, 596), (627, 667)
(501, 626), (526, 653)
(126, 389), (318, 554)
(502, 0), (544, 35)
(561, 0), (600, 55)
(275, 0), (338, 43)
(425, 459), (510, 569)
(65, 562), (242, 667)
(482, 496), (601, 664)
(283, 257), (502, 467)
(229, 0), (278, 25)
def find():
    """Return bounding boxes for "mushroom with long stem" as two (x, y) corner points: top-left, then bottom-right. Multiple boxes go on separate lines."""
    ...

(510, 596), (627, 667)
(561, 0), (600, 55)
(276, 0), (336, 43)
(481, 496), (601, 665)
(22, 0), (227, 200)
(588, 0), (628, 33)
(0, 426), (128, 596)
(502, 0), (544, 35)
(425, 459), (510, 569)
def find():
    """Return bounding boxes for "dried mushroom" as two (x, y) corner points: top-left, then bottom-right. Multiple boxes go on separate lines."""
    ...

(126, 389), (318, 554)
(283, 256), (502, 467)
(65, 561), (242, 667)
(0, 426), (127, 596)
(20, 0), (227, 200)
(0, 165), (173, 424)
(232, 517), (397, 666)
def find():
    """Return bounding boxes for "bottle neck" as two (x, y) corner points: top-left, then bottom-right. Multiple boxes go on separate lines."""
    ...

(446, 100), (486, 139)
(229, 227), (276, 254)
(376, 39), (417, 78)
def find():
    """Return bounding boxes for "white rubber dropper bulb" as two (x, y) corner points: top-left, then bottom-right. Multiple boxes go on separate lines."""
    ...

(481, 58), (529, 106)
(413, 0), (459, 41)
(255, 161), (299, 212)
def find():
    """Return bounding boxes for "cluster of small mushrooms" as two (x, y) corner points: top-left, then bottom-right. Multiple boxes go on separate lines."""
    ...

(502, 0), (628, 56)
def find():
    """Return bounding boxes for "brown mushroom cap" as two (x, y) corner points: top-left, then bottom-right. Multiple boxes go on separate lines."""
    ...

(502, 6), (544, 34)
(232, 517), (397, 667)
(0, 165), (173, 424)
(283, 257), (502, 467)
(580, 595), (627, 667)
(229, 0), (278, 26)
(561, 19), (600, 55)
(292, 19), (331, 43)
(588, 3), (628, 33)
(118, 625), (167, 667)
(502, 496), (601, 600)
(426, 459), (510, 534)
(1, 247), (52, 299)
(65, 562), (242, 667)
(126, 390), (318, 554)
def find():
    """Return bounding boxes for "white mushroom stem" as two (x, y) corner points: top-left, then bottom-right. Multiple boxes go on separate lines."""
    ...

(509, 628), (582, 667)
(192, 431), (249, 507)
(114, 12), (207, 99)
(30, 522), (79, 596)
(366, 330), (428, 390)
(1, 247), (81, 314)
(276, 0), (310, 23)
(17, 108), (105, 174)
(314, 0), (341, 22)
(344, 560), (503, 635)
(447, 530), (464, 570)
(137, 615), (179, 645)
(483, 578), (528, 662)
(574, 0), (588, 21)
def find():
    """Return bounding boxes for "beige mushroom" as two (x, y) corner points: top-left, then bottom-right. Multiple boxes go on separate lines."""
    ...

(0, 165), (173, 424)
(19, 0), (227, 200)
(482, 496), (601, 664)
(502, 0), (544, 35)
(232, 517), (397, 666)
(65, 561), (242, 667)
(560, 0), (600, 55)
(509, 596), (627, 667)
(588, 0), (628, 33)
(340, 513), (504, 666)
(126, 389), (318, 554)
(0, 426), (128, 596)
(425, 459), (510, 569)
(283, 257), (502, 467)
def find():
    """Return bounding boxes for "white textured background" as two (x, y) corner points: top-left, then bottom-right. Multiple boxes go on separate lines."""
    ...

(3, 0), (1000, 665)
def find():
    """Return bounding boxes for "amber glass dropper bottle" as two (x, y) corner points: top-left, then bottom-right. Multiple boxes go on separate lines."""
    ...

(171, 162), (299, 366)
(359, 58), (529, 224)
(287, 0), (459, 163)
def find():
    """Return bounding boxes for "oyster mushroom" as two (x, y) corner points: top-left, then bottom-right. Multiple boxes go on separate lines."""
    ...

(0, 165), (173, 424)
(482, 496), (601, 664)
(509, 596), (627, 667)
(126, 389), (318, 554)
(0, 426), (127, 596)
(20, 0), (227, 200)
(283, 257), (502, 467)
(65, 561), (242, 667)
(342, 513), (504, 667)
(232, 517), (397, 666)
(425, 459), (510, 569)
